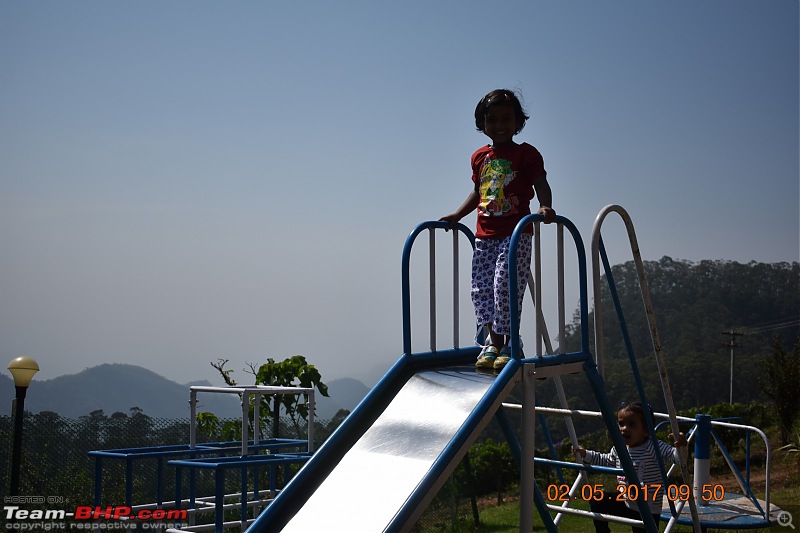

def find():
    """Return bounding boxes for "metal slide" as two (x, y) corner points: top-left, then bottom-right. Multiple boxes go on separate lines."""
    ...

(249, 358), (521, 532)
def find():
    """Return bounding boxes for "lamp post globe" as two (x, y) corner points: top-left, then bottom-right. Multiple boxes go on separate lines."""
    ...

(7, 356), (39, 496)
(8, 356), (40, 388)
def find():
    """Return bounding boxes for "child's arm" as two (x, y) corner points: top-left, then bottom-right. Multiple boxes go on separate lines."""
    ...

(572, 444), (616, 467)
(532, 174), (556, 224)
(661, 432), (688, 463)
(440, 190), (479, 228)
(584, 446), (617, 467)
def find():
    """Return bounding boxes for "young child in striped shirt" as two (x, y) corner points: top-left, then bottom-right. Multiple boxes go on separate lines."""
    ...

(574, 401), (687, 533)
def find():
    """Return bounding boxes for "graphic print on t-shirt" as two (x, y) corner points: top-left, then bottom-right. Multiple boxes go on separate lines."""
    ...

(478, 156), (518, 217)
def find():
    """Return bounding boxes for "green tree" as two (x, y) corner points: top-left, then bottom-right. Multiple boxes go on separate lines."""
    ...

(195, 411), (240, 442)
(555, 258), (799, 411)
(760, 336), (800, 445)
(469, 438), (518, 505)
(538, 258), (799, 448)
(209, 356), (329, 439)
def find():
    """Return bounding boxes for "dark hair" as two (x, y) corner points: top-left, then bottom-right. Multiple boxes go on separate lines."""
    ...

(618, 401), (654, 430)
(474, 89), (530, 134)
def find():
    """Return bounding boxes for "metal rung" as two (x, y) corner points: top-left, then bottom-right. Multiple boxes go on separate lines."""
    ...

(533, 457), (624, 476)
(531, 361), (585, 378)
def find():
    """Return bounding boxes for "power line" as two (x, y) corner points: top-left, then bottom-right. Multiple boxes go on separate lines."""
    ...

(733, 316), (800, 335)
(744, 319), (800, 335)
(719, 318), (800, 405)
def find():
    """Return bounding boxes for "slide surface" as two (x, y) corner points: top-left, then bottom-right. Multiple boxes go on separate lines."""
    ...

(257, 363), (519, 532)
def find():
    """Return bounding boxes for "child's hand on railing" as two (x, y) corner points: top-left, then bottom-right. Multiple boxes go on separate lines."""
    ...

(572, 444), (587, 459)
(537, 206), (556, 224)
(670, 432), (688, 448)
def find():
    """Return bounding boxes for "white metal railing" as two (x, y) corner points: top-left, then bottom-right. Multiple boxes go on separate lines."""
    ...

(591, 204), (701, 532)
(189, 385), (315, 455)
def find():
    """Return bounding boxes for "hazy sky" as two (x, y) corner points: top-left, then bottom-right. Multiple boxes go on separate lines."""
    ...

(1, 1), (797, 392)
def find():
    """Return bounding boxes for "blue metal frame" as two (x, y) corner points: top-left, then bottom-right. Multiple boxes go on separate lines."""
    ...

(240, 215), (661, 532)
(170, 453), (311, 532)
(89, 212), (780, 531)
(597, 235), (679, 519)
(89, 439), (307, 508)
(507, 214), (659, 532)
(401, 220), (475, 356)
(509, 214), (590, 359)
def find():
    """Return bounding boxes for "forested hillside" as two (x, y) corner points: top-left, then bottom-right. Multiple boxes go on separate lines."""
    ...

(543, 257), (799, 414)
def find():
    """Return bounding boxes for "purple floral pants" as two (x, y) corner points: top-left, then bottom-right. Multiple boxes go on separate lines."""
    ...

(471, 234), (533, 336)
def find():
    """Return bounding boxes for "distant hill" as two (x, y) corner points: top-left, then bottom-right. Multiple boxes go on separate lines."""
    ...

(315, 377), (370, 419)
(0, 363), (369, 420)
(0, 364), (240, 418)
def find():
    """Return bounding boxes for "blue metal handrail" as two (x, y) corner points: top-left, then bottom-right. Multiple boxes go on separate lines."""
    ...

(401, 220), (475, 356)
(509, 214), (591, 362)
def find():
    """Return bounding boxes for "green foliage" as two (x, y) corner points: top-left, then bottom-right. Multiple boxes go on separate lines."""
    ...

(760, 336), (800, 445)
(544, 258), (799, 419)
(254, 355), (330, 423)
(778, 429), (799, 456)
(195, 411), (221, 439)
(206, 355), (330, 440)
(195, 411), (243, 442)
(468, 438), (518, 505)
(415, 474), (478, 533)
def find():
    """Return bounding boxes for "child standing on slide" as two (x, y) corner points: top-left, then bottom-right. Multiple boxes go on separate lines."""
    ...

(440, 88), (555, 370)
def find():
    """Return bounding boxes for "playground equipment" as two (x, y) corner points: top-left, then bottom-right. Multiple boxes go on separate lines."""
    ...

(90, 384), (315, 532)
(92, 206), (784, 532)
(585, 206), (781, 530)
(247, 207), (783, 532)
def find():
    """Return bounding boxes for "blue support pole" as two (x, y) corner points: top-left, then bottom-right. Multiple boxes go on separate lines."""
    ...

(215, 467), (225, 533)
(584, 359), (659, 532)
(252, 464), (260, 503)
(270, 463), (277, 498)
(693, 414), (712, 505)
(174, 466), (182, 511)
(538, 412), (566, 484)
(189, 468), (196, 512)
(497, 405), (558, 532)
(241, 466), (248, 527)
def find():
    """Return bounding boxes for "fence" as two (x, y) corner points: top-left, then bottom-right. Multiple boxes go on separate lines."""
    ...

(0, 411), (344, 506)
(1, 407), (611, 531)
(1, 410), (522, 531)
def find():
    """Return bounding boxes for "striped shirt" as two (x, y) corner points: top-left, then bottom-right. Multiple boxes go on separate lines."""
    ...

(584, 439), (679, 513)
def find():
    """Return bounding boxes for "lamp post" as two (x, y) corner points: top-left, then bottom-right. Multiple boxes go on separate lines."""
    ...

(7, 356), (39, 496)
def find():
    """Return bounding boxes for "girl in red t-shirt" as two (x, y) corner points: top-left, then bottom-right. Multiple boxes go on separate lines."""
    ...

(440, 89), (555, 370)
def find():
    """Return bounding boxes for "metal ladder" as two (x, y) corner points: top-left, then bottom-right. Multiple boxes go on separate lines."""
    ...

(399, 208), (701, 532)
(502, 206), (701, 532)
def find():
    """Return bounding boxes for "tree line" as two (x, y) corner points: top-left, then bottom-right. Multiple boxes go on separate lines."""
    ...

(536, 256), (799, 441)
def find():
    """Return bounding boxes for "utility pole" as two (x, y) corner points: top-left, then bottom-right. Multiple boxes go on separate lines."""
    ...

(722, 330), (744, 404)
